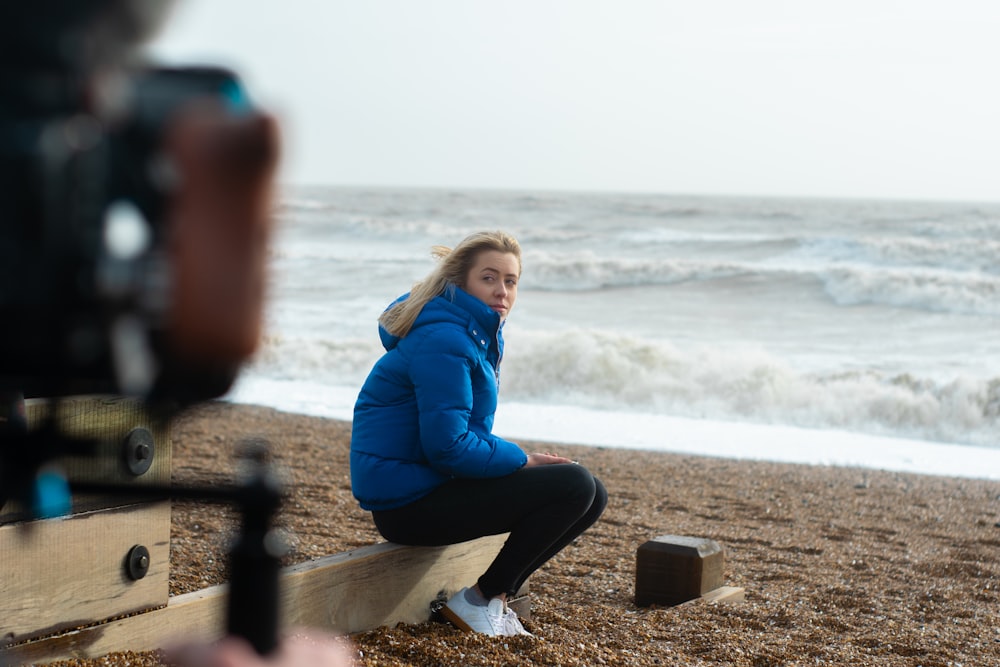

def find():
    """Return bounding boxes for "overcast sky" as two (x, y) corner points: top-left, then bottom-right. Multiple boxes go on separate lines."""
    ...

(150, 1), (1000, 202)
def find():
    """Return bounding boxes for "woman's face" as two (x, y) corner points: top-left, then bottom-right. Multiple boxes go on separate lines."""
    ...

(464, 250), (520, 320)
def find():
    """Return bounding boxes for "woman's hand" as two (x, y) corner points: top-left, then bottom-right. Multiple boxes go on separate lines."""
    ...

(525, 452), (576, 467)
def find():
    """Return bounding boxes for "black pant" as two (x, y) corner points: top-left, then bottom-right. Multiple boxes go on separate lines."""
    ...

(372, 463), (608, 599)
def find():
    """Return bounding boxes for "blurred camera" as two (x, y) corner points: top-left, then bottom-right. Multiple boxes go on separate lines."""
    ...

(1, 1), (276, 407)
(1, 6), (285, 651)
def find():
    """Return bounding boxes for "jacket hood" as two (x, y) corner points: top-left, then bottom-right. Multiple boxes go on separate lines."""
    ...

(377, 292), (409, 351)
(377, 286), (503, 352)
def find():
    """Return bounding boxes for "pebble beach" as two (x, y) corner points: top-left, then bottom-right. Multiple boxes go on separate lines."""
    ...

(37, 401), (1000, 666)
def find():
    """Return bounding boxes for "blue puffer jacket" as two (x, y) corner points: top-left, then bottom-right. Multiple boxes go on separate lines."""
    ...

(350, 285), (528, 511)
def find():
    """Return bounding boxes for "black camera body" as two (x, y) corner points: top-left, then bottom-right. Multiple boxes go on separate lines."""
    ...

(1, 4), (286, 654)
(1, 2), (252, 404)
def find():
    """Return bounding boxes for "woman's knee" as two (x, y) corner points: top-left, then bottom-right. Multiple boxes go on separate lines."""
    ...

(590, 476), (609, 516)
(557, 463), (603, 507)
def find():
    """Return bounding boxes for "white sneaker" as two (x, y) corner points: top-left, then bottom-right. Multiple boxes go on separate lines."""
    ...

(503, 605), (533, 636)
(442, 588), (506, 636)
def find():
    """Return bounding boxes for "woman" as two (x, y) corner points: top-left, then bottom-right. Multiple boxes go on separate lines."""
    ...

(350, 230), (607, 638)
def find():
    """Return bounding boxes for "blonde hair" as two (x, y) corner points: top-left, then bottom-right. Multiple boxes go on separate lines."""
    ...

(379, 230), (522, 338)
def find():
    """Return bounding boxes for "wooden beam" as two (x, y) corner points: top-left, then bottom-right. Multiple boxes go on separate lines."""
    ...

(3, 396), (171, 522)
(0, 502), (171, 643)
(0, 535), (509, 664)
(0, 588), (225, 666)
(280, 534), (508, 631)
(24, 397), (172, 483)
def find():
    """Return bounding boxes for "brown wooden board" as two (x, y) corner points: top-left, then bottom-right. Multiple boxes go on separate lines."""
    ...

(0, 535), (511, 664)
(280, 534), (510, 632)
(0, 502), (171, 645)
(698, 585), (745, 604)
(1, 396), (171, 523)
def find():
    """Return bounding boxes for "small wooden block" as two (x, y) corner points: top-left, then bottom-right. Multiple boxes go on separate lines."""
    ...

(635, 535), (725, 607)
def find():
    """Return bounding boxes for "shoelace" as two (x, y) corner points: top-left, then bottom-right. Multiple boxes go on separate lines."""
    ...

(502, 603), (532, 636)
(485, 598), (507, 635)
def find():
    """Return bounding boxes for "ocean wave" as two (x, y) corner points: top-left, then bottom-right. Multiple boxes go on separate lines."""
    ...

(783, 235), (1000, 275)
(524, 250), (750, 290)
(242, 330), (1000, 448)
(247, 334), (382, 384)
(821, 266), (1000, 316)
(524, 250), (1000, 316)
(347, 216), (463, 239)
(276, 197), (335, 212)
(617, 228), (793, 245)
(270, 241), (424, 265)
(500, 329), (1000, 448)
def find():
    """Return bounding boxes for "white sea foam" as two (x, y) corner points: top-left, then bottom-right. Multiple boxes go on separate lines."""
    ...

(226, 376), (1000, 481)
(241, 328), (1000, 448)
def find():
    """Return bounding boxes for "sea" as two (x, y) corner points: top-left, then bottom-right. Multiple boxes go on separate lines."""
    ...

(227, 186), (1000, 481)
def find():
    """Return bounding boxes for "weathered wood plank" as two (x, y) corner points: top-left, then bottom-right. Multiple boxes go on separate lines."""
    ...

(0, 588), (225, 665)
(671, 585), (746, 609)
(280, 534), (509, 632)
(25, 395), (172, 483)
(0, 502), (171, 643)
(699, 585), (745, 604)
(0, 535), (509, 663)
(2, 396), (171, 522)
